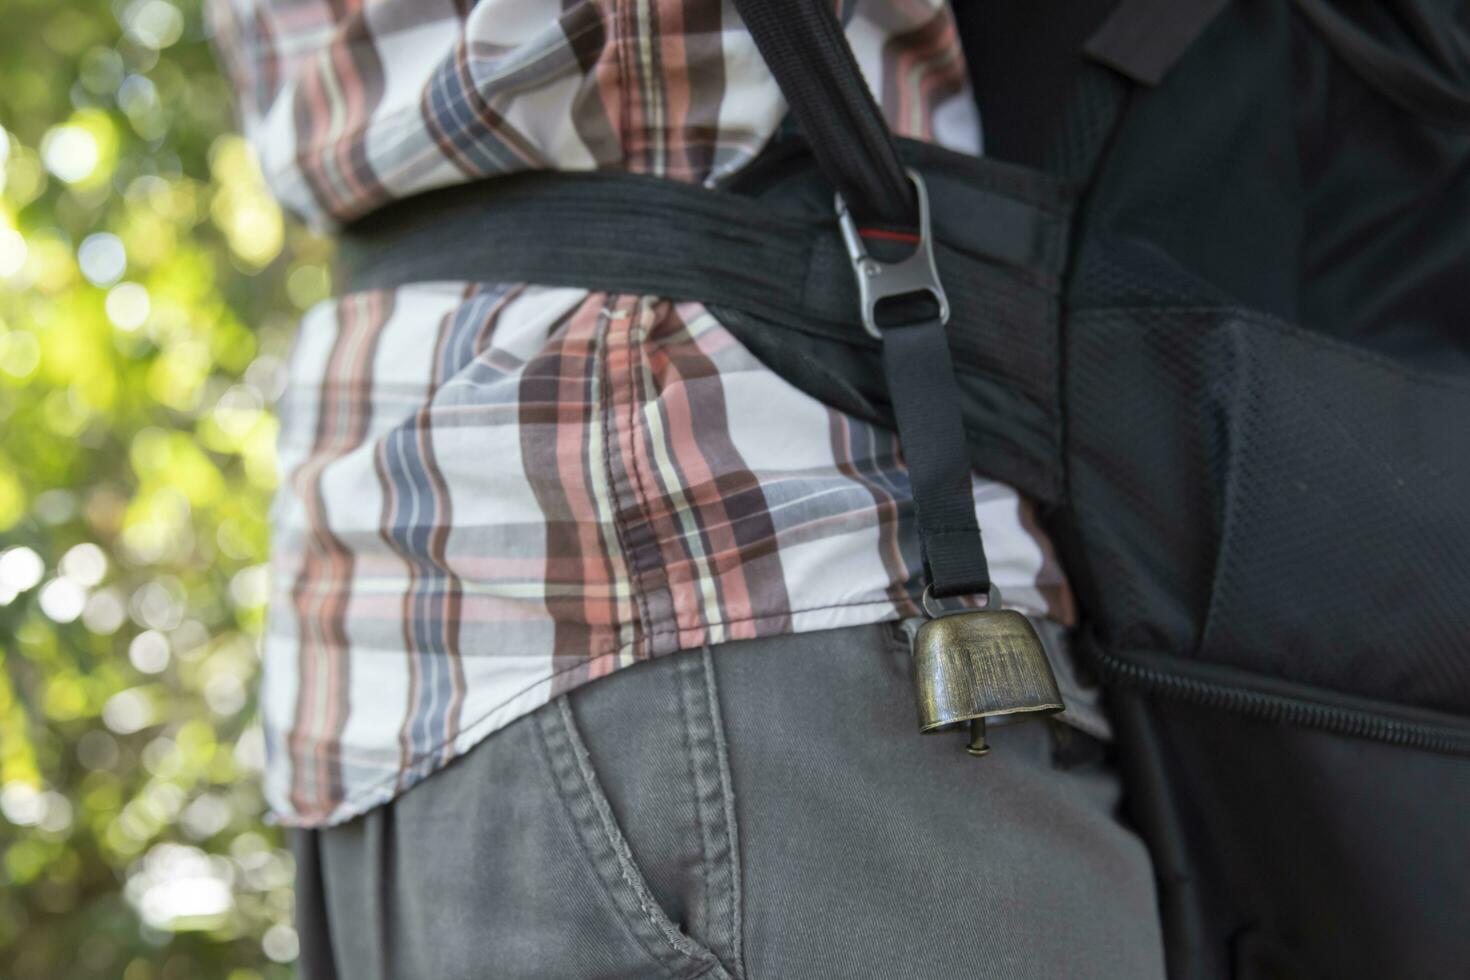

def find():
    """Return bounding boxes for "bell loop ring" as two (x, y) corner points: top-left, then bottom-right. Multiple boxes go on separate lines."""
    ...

(920, 582), (1001, 620)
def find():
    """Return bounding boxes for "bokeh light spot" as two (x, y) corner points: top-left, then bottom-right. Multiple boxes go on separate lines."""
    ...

(78, 233), (127, 287)
(38, 578), (87, 623)
(261, 924), (298, 964)
(59, 542), (108, 586)
(41, 126), (99, 184)
(105, 281), (150, 330)
(102, 688), (155, 735)
(0, 546), (46, 594)
(0, 330), (41, 378)
(128, 631), (170, 675)
(0, 227), (28, 278)
(83, 588), (127, 634)
(1, 783), (44, 827)
(121, 0), (185, 51)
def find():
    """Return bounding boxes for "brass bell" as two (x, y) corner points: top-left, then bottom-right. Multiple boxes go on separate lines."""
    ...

(912, 586), (1064, 757)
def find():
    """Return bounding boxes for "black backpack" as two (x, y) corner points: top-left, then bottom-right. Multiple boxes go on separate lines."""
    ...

(341, 1), (1470, 974)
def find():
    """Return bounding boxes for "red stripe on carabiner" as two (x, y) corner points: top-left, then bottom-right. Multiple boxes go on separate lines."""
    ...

(857, 228), (920, 245)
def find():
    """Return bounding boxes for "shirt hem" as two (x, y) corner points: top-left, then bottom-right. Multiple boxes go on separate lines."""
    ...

(269, 596), (984, 827)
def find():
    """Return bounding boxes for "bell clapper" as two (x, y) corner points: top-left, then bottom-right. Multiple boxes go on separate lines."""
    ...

(966, 718), (990, 757)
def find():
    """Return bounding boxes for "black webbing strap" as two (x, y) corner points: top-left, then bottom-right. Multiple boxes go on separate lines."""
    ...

(337, 169), (823, 320)
(882, 319), (990, 595)
(734, 0), (991, 598)
(336, 152), (1073, 508)
(336, 157), (1068, 346)
(733, 0), (913, 227)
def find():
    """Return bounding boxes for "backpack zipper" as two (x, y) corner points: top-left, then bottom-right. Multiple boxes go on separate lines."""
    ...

(1082, 641), (1470, 756)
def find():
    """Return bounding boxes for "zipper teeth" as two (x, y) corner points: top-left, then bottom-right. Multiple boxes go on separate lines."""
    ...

(1090, 646), (1470, 756)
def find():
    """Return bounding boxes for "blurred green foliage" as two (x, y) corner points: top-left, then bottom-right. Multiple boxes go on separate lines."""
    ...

(0, 0), (329, 976)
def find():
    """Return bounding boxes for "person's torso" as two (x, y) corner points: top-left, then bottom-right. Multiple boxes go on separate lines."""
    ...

(208, 0), (1078, 826)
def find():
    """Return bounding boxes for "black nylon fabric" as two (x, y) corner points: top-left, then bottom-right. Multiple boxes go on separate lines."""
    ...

(1066, 0), (1470, 369)
(732, 0), (913, 226)
(1082, 0), (1229, 86)
(1058, 0), (1470, 711)
(953, 0), (1118, 171)
(1114, 690), (1470, 980)
(880, 319), (990, 597)
(1035, 2), (1470, 975)
(1065, 306), (1470, 713)
(1292, 0), (1470, 131)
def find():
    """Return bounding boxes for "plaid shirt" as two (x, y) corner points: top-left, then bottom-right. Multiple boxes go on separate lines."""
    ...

(209, 0), (1076, 826)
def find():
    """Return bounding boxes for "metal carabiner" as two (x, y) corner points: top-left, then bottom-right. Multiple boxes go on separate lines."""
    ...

(834, 168), (950, 340)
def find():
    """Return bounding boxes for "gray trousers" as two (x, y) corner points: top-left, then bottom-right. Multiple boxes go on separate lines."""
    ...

(293, 622), (1166, 979)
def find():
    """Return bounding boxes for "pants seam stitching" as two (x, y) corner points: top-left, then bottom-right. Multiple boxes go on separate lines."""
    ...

(702, 645), (745, 978)
(676, 652), (717, 956)
(537, 699), (721, 979)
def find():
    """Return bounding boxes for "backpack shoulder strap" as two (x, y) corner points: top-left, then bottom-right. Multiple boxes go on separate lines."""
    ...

(734, 0), (914, 226)
(734, 0), (992, 600)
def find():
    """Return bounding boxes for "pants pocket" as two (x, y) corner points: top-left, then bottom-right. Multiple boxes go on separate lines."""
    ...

(538, 646), (742, 980)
